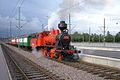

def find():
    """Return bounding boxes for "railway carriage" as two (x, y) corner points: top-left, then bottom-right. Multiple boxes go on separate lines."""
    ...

(22, 35), (32, 47)
(16, 38), (23, 46)
(9, 38), (17, 45)
(16, 38), (19, 46)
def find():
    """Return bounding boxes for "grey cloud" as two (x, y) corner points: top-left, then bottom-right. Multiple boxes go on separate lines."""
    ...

(57, 0), (108, 21)
(0, 14), (43, 37)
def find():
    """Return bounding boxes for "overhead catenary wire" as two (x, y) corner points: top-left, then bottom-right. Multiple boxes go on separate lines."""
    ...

(9, 0), (21, 38)
(11, 0), (21, 18)
(7, 0), (26, 39)
(11, 0), (25, 18)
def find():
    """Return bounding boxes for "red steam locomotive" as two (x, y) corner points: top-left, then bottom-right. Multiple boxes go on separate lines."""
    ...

(30, 21), (80, 60)
(9, 21), (80, 60)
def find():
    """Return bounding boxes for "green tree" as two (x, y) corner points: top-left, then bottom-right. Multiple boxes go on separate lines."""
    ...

(115, 32), (120, 42)
(83, 33), (89, 42)
(94, 34), (99, 42)
(105, 31), (113, 42)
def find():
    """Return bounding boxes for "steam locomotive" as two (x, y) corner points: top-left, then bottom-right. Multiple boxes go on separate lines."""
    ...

(9, 21), (80, 60)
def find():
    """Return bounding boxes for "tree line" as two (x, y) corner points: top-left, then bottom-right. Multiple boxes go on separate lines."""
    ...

(71, 31), (120, 42)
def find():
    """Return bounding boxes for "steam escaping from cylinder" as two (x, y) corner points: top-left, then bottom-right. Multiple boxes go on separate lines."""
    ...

(32, 47), (43, 58)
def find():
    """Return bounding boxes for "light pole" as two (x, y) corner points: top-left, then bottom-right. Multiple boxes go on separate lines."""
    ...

(9, 20), (12, 38)
(46, 16), (49, 30)
(113, 35), (115, 43)
(98, 18), (106, 46)
(69, 14), (71, 34)
(83, 33), (84, 43)
(99, 34), (101, 42)
(16, 7), (23, 49)
(41, 24), (44, 31)
(113, 31), (116, 43)
(89, 27), (91, 43)
(103, 18), (106, 47)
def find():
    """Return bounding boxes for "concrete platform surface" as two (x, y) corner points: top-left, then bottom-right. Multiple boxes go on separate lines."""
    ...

(72, 43), (120, 59)
(0, 45), (11, 80)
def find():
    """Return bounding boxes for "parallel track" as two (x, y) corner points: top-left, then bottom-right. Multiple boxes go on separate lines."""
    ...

(2, 45), (63, 80)
(51, 58), (120, 80)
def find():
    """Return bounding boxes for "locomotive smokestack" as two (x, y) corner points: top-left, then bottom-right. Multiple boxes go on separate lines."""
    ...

(58, 21), (67, 31)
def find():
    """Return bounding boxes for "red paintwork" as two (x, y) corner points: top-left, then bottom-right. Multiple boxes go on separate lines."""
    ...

(55, 50), (76, 54)
(44, 29), (60, 45)
(30, 31), (47, 47)
(30, 29), (60, 48)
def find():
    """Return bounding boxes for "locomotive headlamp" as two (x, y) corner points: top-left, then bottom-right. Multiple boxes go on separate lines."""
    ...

(65, 29), (68, 33)
(62, 29), (68, 34)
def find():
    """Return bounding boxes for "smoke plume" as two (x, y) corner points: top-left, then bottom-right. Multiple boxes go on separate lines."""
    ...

(48, 0), (112, 29)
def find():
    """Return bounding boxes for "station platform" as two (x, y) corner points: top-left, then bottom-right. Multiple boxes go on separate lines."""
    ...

(72, 42), (120, 59)
(0, 44), (11, 80)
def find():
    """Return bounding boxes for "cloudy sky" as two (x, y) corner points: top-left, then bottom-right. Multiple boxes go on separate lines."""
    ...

(0, 0), (120, 37)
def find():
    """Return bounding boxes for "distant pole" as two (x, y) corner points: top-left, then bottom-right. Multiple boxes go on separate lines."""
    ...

(113, 35), (115, 43)
(7, 27), (9, 38)
(83, 33), (84, 42)
(46, 16), (49, 30)
(9, 21), (12, 38)
(17, 6), (21, 49)
(19, 7), (21, 31)
(42, 24), (44, 31)
(89, 27), (91, 43)
(19, 7), (21, 49)
(16, 7), (25, 35)
(103, 18), (106, 46)
(99, 34), (101, 42)
(69, 14), (71, 34)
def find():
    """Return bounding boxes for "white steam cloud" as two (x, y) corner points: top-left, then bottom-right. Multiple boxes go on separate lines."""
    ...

(48, 0), (120, 34)
(32, 48), (43, 58)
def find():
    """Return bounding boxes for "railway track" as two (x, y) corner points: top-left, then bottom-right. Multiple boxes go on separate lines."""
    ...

(6, 45), (120, 80)
(1, 45), (63, 80)
(52, 58), (120, 80)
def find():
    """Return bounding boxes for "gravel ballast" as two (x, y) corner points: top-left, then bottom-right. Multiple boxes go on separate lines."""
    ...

(4, 44), (111, 80)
